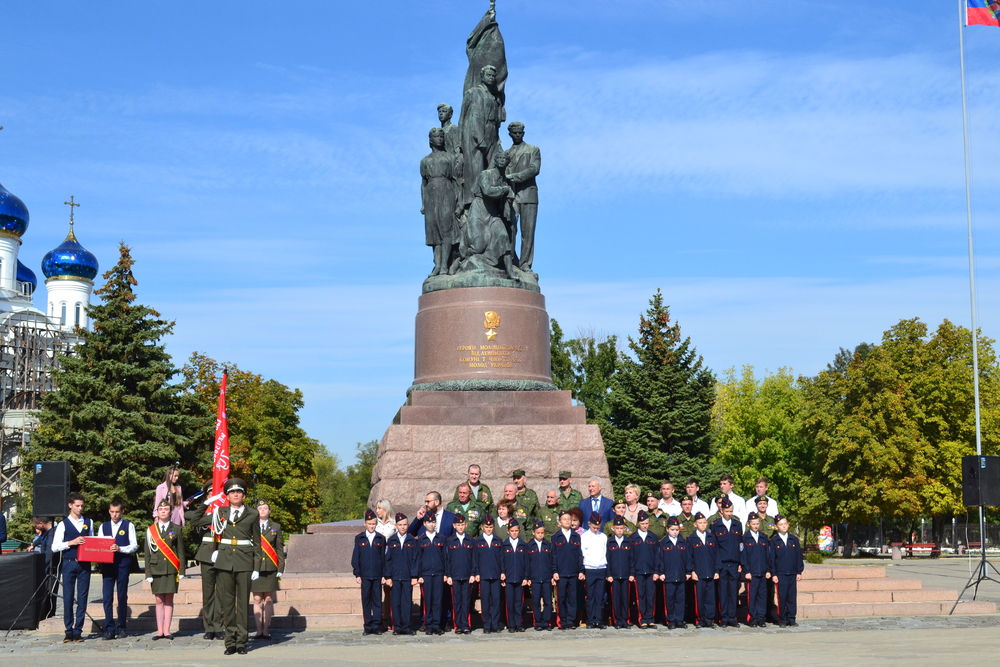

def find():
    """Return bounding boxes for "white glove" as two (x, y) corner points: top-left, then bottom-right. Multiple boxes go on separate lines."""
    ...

(251, 571), (260, 581)
(276, 572), (282, 579)
(145, 577), (153, 583)
(211, 551), (218, 563)
(179, 575), (185, 580)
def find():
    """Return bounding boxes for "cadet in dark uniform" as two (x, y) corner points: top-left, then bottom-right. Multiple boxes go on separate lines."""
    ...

(525, 519), (555, 630)
(551, 509), (584, 629)
(741, 512), (771, 627)
(212, 478), (261, 655)
(501, 519), (528, 632)
(711, 497), (743, 627)
(688, 512), (719, 628)
(184, 484), (222, 640)
(605, 516), (633, 628)
(474, 514), (504, 633)
(352, 509), (386, 635)
(769, 515), (804, 627)
(445, 513), (475, 633)
(252, 500), (284, 640)
(630, 511), (659, 628)
(655, 517), (692, 629)
(145, 500), (185, 640)
(385, 513), (419, 635)
(417, 514), (447, 635)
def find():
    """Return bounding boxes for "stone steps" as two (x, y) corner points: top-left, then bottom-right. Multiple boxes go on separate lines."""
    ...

(35, 564), (996, 633)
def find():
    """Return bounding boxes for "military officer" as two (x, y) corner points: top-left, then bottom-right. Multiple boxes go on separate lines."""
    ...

(536, 489), (562, 539)
(512, 470), (539, 519)
(211, 478), (261, 655)
(446, 483), (487, 538)
(185, 483), (223, 640)
(473, 514), (504, 633)
(556, 471), (583, 511)
(351, 509), (385, 636)
(452, 464), (494, 513)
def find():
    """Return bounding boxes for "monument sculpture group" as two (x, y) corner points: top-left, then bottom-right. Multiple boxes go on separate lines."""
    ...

(369, 1), (611, 512)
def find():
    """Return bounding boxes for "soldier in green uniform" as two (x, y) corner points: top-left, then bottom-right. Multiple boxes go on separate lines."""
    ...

(536, 489), (562, 539)
(706, 496), (726, 527)
(644, 490), (668, 539)
(452, 464), (493, 514)
(184, 482), (223, 640)
(751, 496), (777, 535)
(211, 478), (261, 655)
(446, 483), (487, 538)
(511, 469), (539, 519)
(556, 471), (583, 511)
(602, 499), (636, 537)
(677, 497), (697, 540)
(502, 482), (536, 525)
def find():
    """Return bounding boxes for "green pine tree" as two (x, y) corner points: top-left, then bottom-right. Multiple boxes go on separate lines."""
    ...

(19, 243), (209, 533)
(601, 289), (716, 494)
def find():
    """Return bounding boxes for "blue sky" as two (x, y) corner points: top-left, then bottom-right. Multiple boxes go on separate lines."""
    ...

(3, 1), (1000, 463)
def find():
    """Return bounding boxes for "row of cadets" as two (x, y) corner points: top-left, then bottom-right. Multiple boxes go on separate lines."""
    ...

(580, 512), (608, 629)
(605, 516), (633, 629)
(551, 509), (584, 629)
(712, 497), (743, 627)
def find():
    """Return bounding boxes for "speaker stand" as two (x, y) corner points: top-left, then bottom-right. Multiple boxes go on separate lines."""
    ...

(949, 506), (1000, 615)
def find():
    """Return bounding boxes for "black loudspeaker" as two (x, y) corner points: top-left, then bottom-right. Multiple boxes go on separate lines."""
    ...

(962, 455), (1000, 507)
(0, 551), (46, 629)
(33, 461), (70, 517)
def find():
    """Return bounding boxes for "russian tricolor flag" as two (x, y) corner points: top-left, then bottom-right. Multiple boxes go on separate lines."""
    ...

(968, 1), (1000, 26)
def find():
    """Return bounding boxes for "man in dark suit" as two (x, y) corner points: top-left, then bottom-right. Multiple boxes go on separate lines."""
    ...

(212, 478), (261, 655)
(408, 491), (456, 539)
(504, 121), (541, 272)
(352, 509), (386, 635)
(579, 476), (614, 528)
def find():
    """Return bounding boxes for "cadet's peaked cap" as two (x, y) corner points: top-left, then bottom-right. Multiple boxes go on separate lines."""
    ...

(589, 512), (602, 525)
(224, 478), (247, 494)
(557, 509), (570, 518)
(482, 514), (495, 526)
(422, 513), (437, 523)
(558, 470), (572, 479)
(508, 519), (519, 528)
(693, 512), (707, 521)
(775, 514), (787, 522)
(719, 497), (733, 509)
(395, 512), (407, 522)
(666, 517), (680, 527)
(637, 510), (649, 521)
(747, 512), (760, 521)
(533, 519), (545, 530)
(612, 516), (626, 526)
(453, 512), (466, 523)
(364, 509), (376, 521)
(512, 469), (526, 478)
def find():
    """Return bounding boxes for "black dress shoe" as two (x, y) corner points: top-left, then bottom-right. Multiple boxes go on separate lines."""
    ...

(237, 647), (247, 655)
(164, 634), (175, 640)
(778, 622), (787, 628)
(362, 630), (372, 636)
(224, 647), (237, 655)
(204, 632), (215, 640)
(515, 626), (525, 632)
(599, 624), (608, 629)
(677, 622), (688, 629)
(508, 628), (517, 633)
(116, 630), (128, 639)
(152, 635), (162, 641)
(103, 631), (115, 640)
(789, 621), (798, 627)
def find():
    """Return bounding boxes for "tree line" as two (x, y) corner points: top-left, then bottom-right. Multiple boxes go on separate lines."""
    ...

(552, 290), (999, 550)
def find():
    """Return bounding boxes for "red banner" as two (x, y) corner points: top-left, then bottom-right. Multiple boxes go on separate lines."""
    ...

(209, 371), (230, 511)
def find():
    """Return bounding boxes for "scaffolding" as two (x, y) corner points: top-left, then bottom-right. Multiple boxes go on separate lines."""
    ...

(0, 311), (76, 515)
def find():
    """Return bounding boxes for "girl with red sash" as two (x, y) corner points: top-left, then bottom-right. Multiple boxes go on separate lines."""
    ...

(145, 501), (185, 639)
(252, 500), (285, 640)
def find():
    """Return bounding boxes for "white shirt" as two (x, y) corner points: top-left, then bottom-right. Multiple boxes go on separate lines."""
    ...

(721, 518), (732, 531)
(456, 533), (465, 545)
(695, 530), (708, 543)
(750, 530), (760, 542)
(636, 530), (648, 541)
(364, 530), (376, 547)
(689, 496), (711, 517)
(376, 519), (396, 539)
(483, 533), (494, 546)
(52, 515), (90, 552)
(396, 531), (407, 542)
(230, 506), (243, 521)
(425, 531), (437, 540)
(560, 528), (572, 542)
(658, 498), (682, 516)
(534, 539), (543, 551)
(778, 532), (789, 545)
(746, 496), (779, 518)
(725, 492), (747, 523)
(589, 496), (603, 513)
(581, 530), (608, 568)
(669, 535), (678, 545)
(614, 536), (625, 547)
(509, 537), (519, 549)
(100, 519), (138, 553)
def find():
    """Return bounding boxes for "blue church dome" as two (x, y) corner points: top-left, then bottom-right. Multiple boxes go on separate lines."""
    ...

(0, 182), (29, 238)
(16, 259), (36, 290)
(41, 227), (99, 281)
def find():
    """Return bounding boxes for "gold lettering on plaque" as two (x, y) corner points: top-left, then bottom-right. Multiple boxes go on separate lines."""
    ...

(484, 311), (500, 341)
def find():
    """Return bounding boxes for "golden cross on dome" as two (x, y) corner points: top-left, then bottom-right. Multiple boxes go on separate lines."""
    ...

(64, 196), (80, 227)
